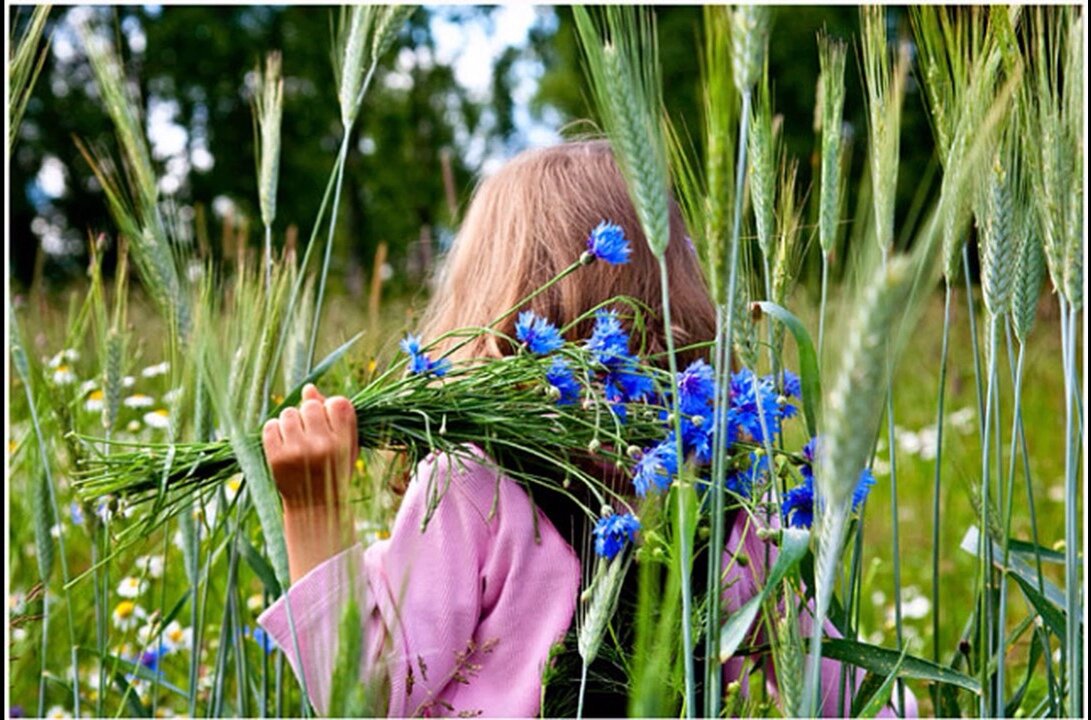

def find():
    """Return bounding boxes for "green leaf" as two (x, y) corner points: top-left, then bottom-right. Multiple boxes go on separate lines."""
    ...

(821, 638), (981, 694)
(960, 526), (1074, 619)
(31, 466), (56, 583)
(853, 643), (909, 717)
(938, 682), (963, 718)
(112, 670), (152, 716)
(1008, 538), (1065, 564)
(238, 535), (283, 598)
(1004, 626), (1043, 716)
(849, 672), (887, 717)
(270, 330), (364, 417)
(232, 434), (291, 591)
(1011, 572), (1068, 647)
(719, 528), (810, 662)
(754, 301), (821, 437)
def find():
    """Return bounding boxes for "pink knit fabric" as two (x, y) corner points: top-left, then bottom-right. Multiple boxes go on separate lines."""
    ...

(260, 447), (917, 717)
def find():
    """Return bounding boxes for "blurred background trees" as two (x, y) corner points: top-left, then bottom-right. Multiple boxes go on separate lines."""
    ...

(9, 5), (934, 296)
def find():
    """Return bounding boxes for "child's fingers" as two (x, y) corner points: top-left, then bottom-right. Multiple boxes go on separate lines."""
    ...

(302, 383), (327, 403)
(262, 419), (283, 452)
(278, 407), (305, 445)
(324, 397), (356, 436)
(300, 398), (332, 435)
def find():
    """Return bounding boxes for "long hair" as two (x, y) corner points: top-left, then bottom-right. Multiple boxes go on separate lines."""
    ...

(419, 140), (717, 366)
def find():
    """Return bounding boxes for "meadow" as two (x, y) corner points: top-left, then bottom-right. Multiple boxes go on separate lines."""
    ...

(7, 5), (1084, 719)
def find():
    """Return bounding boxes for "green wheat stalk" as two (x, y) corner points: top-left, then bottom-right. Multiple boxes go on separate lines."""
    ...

(8, 4), (52, 152)
(253, 50), (284, 296)
(816, 32), (846, 359)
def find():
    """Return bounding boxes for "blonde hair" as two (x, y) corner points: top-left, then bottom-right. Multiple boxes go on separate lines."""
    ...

(420, 140), (717, 366)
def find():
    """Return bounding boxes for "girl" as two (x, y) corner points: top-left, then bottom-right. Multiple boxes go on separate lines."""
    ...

(258, 141), (916, 717)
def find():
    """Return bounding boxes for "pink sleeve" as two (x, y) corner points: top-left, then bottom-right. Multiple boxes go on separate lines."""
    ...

(721, 511), (919, 718)
(258, 447), (581, 717)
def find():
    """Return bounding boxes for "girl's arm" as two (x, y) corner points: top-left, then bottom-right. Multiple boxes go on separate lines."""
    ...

(259, 400), (580, 716)
(262, 384), (357, 583)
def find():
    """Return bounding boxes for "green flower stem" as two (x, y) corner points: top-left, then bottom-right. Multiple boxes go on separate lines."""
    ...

(963, 245), (986, 441)
(887, 388), (906, 717)
(306, 130), (353, 371)
(264, 222), (273, 298)
(706, 87), (753, 719)
(980, 313), (1000, 717)
(658, 257), (695, 718)
(818, 253), (830, 359)
(1061, 297), (1081, 718)
(929, 281), (952, 710)
(705, 307), (728, 716)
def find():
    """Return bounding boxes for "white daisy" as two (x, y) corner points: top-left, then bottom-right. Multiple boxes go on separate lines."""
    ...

(48, 349), (80, 368)
(223, 474), (243, 503)
(135, 554), (164, 579)
(84, 389), (105, 412)
(117, 576), (148, 598)
(163, 387), (182, 404)
(78, 379), (98, 396)
(112, 601), (146, 631)
(122, 375), (136, 388)
(124, 393), (155, 408)
(136, 621), (160, 647)
(9, 592), (26, 613)
(162, 620), (192, 652)
(126, 419), (142, 433)
(144, 409), (171, 430)
(52, 364), (77, 385)
(141, 361), (170, 378)
(46, 705), (73, 719)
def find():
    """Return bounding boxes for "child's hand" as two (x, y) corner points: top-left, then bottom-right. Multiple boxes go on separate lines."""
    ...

(262, 383), (358, 582)
(262, 383), (359, 509)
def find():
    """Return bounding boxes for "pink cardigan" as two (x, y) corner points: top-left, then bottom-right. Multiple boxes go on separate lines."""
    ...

(259, 447), (917, 717)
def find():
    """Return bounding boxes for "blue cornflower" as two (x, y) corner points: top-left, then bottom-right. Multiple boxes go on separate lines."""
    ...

(139, 646), (167, 673)
(729, 369), (786, 443)
(677, 360), (717, 417)
(585, 221), (632, 265)
(545, 357), (581, 406)
(585, 310), (633, 367)
(631, 438), (678, 497)
(399, 334), (422, 357)
(592, 511), (641, 559)
(724, 451), (769, 497)
(853, 468), (876, 509)
(778, 369), (802, 399)
(785, 436), (877, 528)
(69, 501), (84, 526)
(515, 311), (564, 355)
(604, 361), (655, 404)
(401, 334), (450, 377)
(245, 626), (276, 654)
(782, 476), (815, 529)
